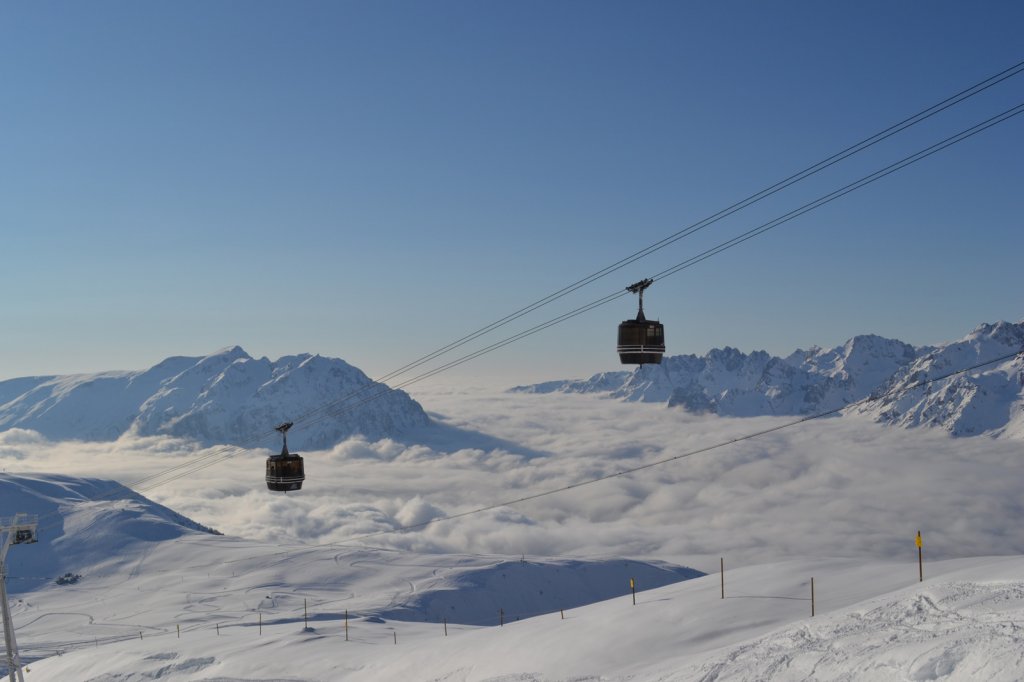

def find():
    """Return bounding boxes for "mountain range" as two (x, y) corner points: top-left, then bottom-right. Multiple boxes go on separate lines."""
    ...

(512, 321), (1024, 438)
(0, 346), (429, 449)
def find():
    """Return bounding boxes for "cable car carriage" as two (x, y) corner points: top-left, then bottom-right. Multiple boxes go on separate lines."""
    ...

(617, 278), (665, 365)
(266, 421), (305, 492)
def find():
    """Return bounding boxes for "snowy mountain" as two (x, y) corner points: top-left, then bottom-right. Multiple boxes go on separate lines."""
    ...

(0, 347), (430, 449)
(512, 321), (1024, 437)
(854, 321), (1024, 438)
(513, 334), (926, 416)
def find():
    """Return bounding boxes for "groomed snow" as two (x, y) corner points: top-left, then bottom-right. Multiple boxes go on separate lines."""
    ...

(14, 542), (1024, 681)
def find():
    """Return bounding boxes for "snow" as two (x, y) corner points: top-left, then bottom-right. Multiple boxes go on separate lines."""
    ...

(0, 348), (429, 449)
(3, 333), (1024, 679)
(512, 320), (1024, 438)
(856, 321), (1024, 437)
(7, 485), (1024, 682)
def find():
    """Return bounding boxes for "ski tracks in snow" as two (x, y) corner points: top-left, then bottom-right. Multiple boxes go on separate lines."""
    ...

(687, 581), (1024, 681)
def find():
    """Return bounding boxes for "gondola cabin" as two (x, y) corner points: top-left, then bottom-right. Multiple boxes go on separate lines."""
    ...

(617, 278), (666, 365)
(14, 528), (37, 544)
(266, 421), (305, 492)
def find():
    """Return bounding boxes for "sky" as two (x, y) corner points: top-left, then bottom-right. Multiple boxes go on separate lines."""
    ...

(2, 1), (1022, 386)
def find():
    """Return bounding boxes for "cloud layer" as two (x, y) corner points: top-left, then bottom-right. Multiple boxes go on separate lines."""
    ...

(3, 387), (1022, 574)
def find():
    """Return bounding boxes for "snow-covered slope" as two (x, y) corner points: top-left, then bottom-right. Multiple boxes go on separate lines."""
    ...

(7, 473), (1024, 680)
(513, 321), (1024, 438)
(854, 321), (1024, 438)
(0, 473), (219, 592)
(0, 347), (430, 448)
(1, 474), (704, 679)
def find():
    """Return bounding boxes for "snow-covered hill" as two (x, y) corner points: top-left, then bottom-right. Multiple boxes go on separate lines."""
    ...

(0, 474), (703, 679)
(513, 321), (1024, 437)
(0, 347), (430, 448)
(0, 473), (220, 592)
(6, 473), (1024, 681)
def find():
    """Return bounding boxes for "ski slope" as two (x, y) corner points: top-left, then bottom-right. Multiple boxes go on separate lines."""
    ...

(15, 547), (1024, 681)
(3, 474), (1023, 680)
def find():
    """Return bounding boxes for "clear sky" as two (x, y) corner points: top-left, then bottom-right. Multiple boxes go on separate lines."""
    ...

(2, 1), (1021, 387)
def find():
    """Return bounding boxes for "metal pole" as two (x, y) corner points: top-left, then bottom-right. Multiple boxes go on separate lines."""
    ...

(1, 516), (36, 682)
(1, 527), (25, 682)
(1, 561), (19, 682)
(720, 558), (725, 599)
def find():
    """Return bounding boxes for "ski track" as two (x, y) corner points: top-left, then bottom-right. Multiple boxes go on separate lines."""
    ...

(684, 580), (1024, 681)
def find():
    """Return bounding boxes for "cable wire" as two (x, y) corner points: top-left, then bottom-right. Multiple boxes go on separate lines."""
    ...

(114, 99), (1024, 499)
(17, 69), (1024, 526)
(114, 57), (1024, 488)
(312, 347), (1024, 545)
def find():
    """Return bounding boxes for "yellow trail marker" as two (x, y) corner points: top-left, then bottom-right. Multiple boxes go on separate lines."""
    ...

(915, 532), (923, 548)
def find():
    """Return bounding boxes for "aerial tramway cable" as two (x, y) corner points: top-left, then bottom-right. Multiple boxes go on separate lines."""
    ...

(123, 97), (1024, 497)
(122, 58), (1024, 493)
(24, 62), (1024, 512)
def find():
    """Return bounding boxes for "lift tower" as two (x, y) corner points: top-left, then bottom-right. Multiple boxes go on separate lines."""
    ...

(1, 515), (37, 682)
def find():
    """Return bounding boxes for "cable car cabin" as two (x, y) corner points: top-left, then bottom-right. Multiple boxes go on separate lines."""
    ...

(617, 317), (665, 365)
(13, 528), (37, 544)
(266, 456), (304, 492)
(617, 278), (666, 366)
(266, 421), (305, 492)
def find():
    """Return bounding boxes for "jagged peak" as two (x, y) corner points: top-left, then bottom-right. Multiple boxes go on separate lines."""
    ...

(961, 320), (1024, 346)
(207, 345), (252, 361)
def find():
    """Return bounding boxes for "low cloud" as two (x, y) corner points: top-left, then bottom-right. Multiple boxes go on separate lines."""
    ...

(3, 387), (1023, 574)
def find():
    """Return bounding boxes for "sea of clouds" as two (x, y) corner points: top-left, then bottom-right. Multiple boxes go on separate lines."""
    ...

(2, 386), (1021, 575)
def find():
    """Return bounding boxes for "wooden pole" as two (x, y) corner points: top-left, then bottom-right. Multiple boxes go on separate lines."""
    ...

(499, 608), (504, 627)
(304, 599), (308, 629)
(393, 631), (397, 645)
(443, 618), (447, 637)
(720, 558), (725, 599)
(345, 609), (349, 641)
(811, 577), (815, 617)
(177, 624), (180, 639)
(216, 623), (219, 636)
(259, 612), (262, 636)
(560, 608), (564, 620)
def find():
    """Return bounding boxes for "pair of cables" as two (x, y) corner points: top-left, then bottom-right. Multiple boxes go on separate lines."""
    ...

(23, 58), (1024, 523)
(129, 71), (1024, 497)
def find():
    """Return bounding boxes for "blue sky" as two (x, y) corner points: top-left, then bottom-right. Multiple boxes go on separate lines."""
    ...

(2, 1), (1022, 386)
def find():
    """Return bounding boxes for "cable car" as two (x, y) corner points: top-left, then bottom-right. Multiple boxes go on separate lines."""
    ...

(617, 278), (665, 365)
(266, 421), (305, 492)
(13, 528), (37, 545)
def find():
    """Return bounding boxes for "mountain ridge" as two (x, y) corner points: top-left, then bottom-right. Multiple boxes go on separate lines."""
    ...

(512, 320), (1024, 438)
(0, 347), (430, 448)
